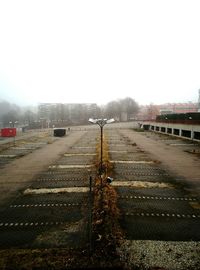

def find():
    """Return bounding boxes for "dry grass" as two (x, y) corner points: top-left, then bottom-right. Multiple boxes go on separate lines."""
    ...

(91, 135), (124, 266)
(0, 248), (91, 270)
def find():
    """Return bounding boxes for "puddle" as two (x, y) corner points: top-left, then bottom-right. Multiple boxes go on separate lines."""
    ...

(111, 181), (173, 189)
(110, 160), (155, 164)
(49, 165), (94, 169)
(64, 153), (96, 157)
(24, 187), (90, 195)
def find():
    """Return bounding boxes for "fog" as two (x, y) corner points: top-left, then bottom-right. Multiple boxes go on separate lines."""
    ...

(0, 1), (200, 106)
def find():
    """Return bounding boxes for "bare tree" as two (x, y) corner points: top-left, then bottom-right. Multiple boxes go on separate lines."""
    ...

(119, 97), (139, 120)
(147, 104), (159, 120)
(23, 110), (36, 126)
(104, 100), (121, 120)
(104, 97), (139, 121)
(2, 110), (20, 126)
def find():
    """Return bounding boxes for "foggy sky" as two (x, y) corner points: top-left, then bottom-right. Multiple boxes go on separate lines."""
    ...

(0, 0), (200, 106)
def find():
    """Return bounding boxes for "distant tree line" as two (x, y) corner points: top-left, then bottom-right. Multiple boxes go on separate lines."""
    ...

(0, 100), (37, 128)
(104, 97), (139, 121)
(0, 97), (139, 128)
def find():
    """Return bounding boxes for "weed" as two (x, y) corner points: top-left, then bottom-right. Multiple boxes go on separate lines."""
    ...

(91, 133), (124, 267)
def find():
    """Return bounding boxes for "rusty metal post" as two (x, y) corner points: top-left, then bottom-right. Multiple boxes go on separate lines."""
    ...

(89, 176), (93, 255)
(100, 125), (103, 176)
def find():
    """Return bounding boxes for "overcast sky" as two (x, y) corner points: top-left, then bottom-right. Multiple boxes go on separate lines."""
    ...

(0, 0), (200, 106)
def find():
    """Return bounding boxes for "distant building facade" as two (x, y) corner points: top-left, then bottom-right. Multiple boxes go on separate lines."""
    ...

(137, 102), (199, 121)
(159, 102), (198, 114)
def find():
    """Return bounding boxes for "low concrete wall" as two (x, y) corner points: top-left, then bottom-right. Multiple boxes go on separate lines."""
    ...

(140, 122), (200, 141)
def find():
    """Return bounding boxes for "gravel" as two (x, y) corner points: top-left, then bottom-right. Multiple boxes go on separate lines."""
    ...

(117, 240), (200, 270)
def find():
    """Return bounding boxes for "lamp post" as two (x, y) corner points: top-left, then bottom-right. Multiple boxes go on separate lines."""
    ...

(9, 121), (18, 145)
(88, 118), (115, 174)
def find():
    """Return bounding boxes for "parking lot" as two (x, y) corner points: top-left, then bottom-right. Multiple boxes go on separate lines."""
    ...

(0, 124), (200, 269)
(0, 129), (98, 249)
(106, 129), (200, 242)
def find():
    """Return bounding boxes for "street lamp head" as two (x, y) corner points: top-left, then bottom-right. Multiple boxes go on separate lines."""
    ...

(88, 118), (98, 124)
(106, 118), (115, 124)
(88, 117), (115, 175)
(88, 118), (115, 127)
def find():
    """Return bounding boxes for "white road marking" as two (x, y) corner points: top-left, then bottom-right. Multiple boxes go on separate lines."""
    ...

(23, 187), (90, 195)
(49, 165), (94, 169)
(111, 181), (172, 188)
(110, 160), (155, 164)
(124, 212), (199, 219)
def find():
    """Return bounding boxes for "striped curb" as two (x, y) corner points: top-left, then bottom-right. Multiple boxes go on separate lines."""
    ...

(115, 172), (169, 176)
(49, 165), (94, 169)
(0, 221), (64, 228)
(124, 212), (200, 219)
(119, 195), (197, 201)
(36, 178), (87, 182)
(9, 203), (86, 208)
